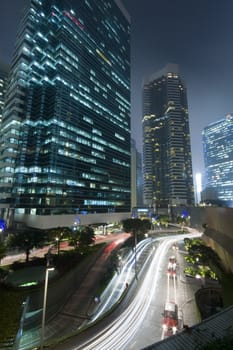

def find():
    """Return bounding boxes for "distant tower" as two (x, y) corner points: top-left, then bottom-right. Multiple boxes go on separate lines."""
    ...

(142, 64), (194, 209)
(131, 139), (138, 209)
(0, 0), (131, 217)
(195, 173), (202, 204)
(131, 139), (143, 209)
(202, 114), (233, 207)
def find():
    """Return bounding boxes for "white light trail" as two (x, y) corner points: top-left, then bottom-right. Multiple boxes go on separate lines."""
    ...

(91, 238), (154, 321)
(75, 232), (201, 350)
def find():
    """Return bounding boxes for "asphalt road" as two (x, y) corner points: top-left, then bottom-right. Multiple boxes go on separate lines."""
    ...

(6, 230), (203, 350)
(47, 232), (202, 350)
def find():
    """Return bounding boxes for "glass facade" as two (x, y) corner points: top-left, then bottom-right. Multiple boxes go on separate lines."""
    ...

(202, 114), (233, 207)
(0, 63), (8, 127)
(0, 0), (131, 215)
(142, 64), (194, 208)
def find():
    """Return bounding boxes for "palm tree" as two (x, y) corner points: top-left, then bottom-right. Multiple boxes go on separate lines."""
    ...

(7, 229), (47, 262)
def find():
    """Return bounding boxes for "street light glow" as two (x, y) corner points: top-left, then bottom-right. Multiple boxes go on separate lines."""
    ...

(40, 264), (54, 350)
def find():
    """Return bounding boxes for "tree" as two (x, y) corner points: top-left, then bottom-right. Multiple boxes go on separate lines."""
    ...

(7, 229), (47, 262)
(140, 219), (151, 235)
(68, 228), (80, 249)
(47, 226), (73, 254)
(68, 225), (95, 250)
(79, 226), (95, 247)
(122, 218), (141, 236)
(158, 215), (170, 227)
(122, 218), (150, 246)
(0, 239), (6, 263)
(184, 238), (223, 280)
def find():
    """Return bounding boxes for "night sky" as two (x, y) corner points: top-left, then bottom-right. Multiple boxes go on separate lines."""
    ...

(1, 0), (233, 183)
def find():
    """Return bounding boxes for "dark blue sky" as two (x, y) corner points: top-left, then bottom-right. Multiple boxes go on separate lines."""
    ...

(1, 0), (233, 182)
(122, 0), (233, 182)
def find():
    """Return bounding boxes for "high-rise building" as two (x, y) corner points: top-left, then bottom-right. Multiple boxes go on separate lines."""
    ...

(194, 172), (202, 204)
(0, 62), (9, 127)
(142, 64), (194, 210)
(131, 139), (143, 208)
(202, 114), (233, 207)
(0, 0), (131, 217)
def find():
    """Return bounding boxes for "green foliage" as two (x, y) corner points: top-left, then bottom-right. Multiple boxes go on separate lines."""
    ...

(7, 229), (47, 262)
(184, 266), (198, 277)
(0, 266), (9, 280)
(122, 218), (142, 233)
(0, 239), (6, 262)
(184, 255), (196, 264)
(47, 226), (73, 242)
(0, 285), (26, 346)
(47, 226), (73, 254)
(0, 243), (102, 345)
(79, 226), (95, 246)
(183, 238), (222, 282)
(68, 225), (95, 250)
(122, 218), (151, 242)
(53, 242), (100, 274)
(122, 218), (151, 251)
(158, 214), (170, 227)
(68, 228), (80, 248)
(184, 265), (218, 280)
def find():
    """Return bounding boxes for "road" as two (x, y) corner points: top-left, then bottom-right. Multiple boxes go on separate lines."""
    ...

(49, 231), (202, 350)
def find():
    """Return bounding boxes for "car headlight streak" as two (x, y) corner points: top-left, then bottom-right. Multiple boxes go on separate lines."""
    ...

(77, 232), (201, 350)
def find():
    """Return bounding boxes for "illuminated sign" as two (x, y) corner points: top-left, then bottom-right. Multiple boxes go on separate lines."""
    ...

(0, 219), (6, 231)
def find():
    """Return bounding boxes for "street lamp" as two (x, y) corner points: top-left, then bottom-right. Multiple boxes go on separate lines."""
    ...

(40, 250), (54, 350)
(134, 230), (138, 280)
(195, 273), (205, 288)
(55, 236), (59, 255)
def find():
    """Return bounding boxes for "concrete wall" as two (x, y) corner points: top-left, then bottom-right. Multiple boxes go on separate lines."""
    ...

(14, 212), (131, 230)
(190, 207), (233, 274)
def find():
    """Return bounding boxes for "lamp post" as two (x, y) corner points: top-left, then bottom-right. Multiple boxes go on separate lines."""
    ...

(134, 230), (138, 280)
(40, 250), (54, 350)
(195, 273), (205, 288)
(55, 236), (59, 255)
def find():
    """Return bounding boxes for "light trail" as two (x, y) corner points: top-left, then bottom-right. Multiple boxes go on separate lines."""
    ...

(74, 232), (201, 350)
(167, 274), (170, 301)
(90, 238), (154, 321)
(173, 275), (177, 303)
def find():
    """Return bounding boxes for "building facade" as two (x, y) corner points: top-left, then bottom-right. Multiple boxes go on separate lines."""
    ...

(142, 64), (194, 210)
(0, 0), (131, 219)
(0, 62), (9, 127)
(202, 114), (233, 207)
(131, 139), (143, 208)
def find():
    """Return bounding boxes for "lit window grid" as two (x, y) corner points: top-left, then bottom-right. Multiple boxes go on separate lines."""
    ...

(0, 0), (131, 212)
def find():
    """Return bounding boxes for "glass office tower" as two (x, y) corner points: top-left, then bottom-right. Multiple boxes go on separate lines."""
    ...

(0, 63), (9, 127)
(202, 114), (233, 207)
(142, 64), (194, 209)
(0, 0), (130, 215)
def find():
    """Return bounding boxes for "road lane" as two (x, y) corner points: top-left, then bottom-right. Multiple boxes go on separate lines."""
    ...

(52, 232), (201, 350)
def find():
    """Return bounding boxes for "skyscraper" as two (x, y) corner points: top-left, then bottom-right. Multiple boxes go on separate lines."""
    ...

(131, 139), (143, 208)
(142, 64), (194, 210)
(0, 62), (9, 127)
(0, 0), (130, 217)
(202, 114), (233, 207)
